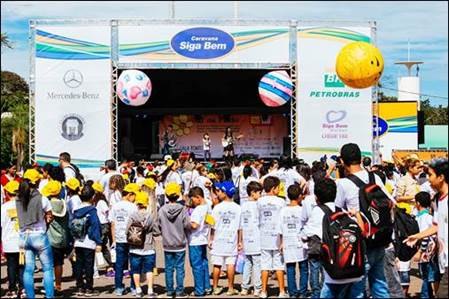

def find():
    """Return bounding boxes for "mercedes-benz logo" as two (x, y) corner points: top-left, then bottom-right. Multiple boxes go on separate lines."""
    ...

(63, 69), (83, 88)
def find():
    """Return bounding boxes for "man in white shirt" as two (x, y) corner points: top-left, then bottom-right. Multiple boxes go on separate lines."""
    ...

(100, 159), (119, 199)
(59, 152), (76, 182)
(335, 143), (392, 299)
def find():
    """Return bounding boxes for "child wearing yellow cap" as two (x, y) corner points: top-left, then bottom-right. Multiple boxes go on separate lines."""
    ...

(1, 180), (24, 298)
(158, 182), (191, 297)
(126, 191), (161, 297)
(109, 182), (138, 295)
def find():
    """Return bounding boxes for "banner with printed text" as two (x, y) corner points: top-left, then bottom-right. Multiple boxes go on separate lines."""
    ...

(297, 26), (374, 163)
(375, 102), (418, 161)
(159, 114), (289, 158)
(34, 25), (112, 178)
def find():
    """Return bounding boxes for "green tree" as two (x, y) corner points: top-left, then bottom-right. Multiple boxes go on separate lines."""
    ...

(421, 98), (448, 125)
(1, 33), (29, 169)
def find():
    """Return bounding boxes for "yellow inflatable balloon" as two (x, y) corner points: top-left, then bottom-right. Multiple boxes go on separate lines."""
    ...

(336, 41), (384, 89)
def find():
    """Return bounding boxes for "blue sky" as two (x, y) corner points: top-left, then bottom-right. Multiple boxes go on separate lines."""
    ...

(1, 1), (448, 107)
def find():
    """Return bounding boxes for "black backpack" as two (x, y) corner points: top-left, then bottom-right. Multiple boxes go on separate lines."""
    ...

(70, 214), (89, 240)
(126, 219), (147, 248)
(393, 207), (420, 261)
(66, 163), (85, 185)
(320, 205), (366, 279)
(347, 172), (394, 248)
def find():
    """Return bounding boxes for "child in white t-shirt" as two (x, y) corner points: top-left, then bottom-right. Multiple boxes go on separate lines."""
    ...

(209, 181), (241, 296)
(413, 192), (440, 298)
(257, 176), (287, 298)
(188, 187), (213, 297)
(280, 183), (308, 298)
(0, 181), (24, 298)
(239, 181), (263, 296)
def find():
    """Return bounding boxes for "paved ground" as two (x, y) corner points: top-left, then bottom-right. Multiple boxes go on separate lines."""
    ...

(1, 237), (423, 298)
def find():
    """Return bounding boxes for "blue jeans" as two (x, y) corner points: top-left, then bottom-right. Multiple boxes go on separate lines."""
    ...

(320, 281), (364, 298)
(360, 247), (390, 298)
(242, 254), (262, 292)
(114, 243), (135, 291)
(19, 231), (54, 298)
(130, 253), (156, 275)
(286, 260), (308, 297)
(165, 251), (186, 295)
(419, 262), (441, 298)
(189, 245), (211, 296)
(309, 258), (323, 298)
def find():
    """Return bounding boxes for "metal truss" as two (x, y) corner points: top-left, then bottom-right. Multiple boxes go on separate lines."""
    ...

(111, 20), (119, 163)
(29, 20), (36, 164)
(289, 21), (298, 159)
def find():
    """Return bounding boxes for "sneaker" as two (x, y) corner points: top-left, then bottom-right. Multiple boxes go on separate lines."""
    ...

(135, 290), (143, 298)
(278, 292), (289, 298)
(105, 269), (115, 277)
(240, 289), (250, 296)
(19, 289), (27, 299)
(213, 287), (223, 296)
(158, 293), (174, 298)
(189, 292), (205, 297)
(85, 289), (100, 297)
(75, 288), (86, 296)
(147, 292), (158, 298)
(123, 270), (131, 278)
(205, 289), (212, 295)
(176, 292), (188, 298)
(93, 272), (100, 279)
(254, 290), (261, 297)
(130, 288), (137, 296)
(114, 288), (125, 296)
(54, 289), (64, 297)
(226, 289), (239, 296)
(259, 291), (268, 299)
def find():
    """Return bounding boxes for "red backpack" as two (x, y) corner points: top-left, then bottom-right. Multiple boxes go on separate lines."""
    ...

(320, 205), (365, 279)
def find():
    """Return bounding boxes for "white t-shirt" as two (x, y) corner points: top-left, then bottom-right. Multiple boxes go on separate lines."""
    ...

(38, 179), (49, 193)
(335, 170), (394, 211)
(96, 199), (110, 224)
(239, 176), (259, 205)
(300, 195), (317, 225)
(203, 137), (211, 151)
(211, 201), (241, 256)
(109, 200), (138, 243)
(257, 195), (286, 250)
(280, 205), (307, 263)
(67, 194), (82, 223)
(240, 200), (261, 255)
(1, 200), (20, 252)
(189, 203), (210, 246)
(434, 194), (448, 272)
(420, 181), (436, 198)
(108, 190), (122, 207)
(63, 166), (76, 182)
(135, 176), (145, 186)
(231, 166), (243, 186)
(193, 176), (212, 201)
(272, 168), (305, 203)
(182, 170), (198, 196)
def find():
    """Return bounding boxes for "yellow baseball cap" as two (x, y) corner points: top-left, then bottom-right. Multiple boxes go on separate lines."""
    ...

(24, 169), (42, 184)
(165, 182), (181, 197)
(122, 173), (129, 181)
(42, 180), (62, 198)
(166, 159), (176, 168)
(207, 173), (217, 180)
(124, 183), (140, 194)
(92, 182), (104, 193)
(66, 177), (81, 191)
(135, 191), (149, 207)
(4, 180), (19, 195)
(143, 178), (156, 190)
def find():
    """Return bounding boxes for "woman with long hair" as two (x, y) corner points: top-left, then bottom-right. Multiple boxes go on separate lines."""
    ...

(16, 169), (55, 298)
(108, 175), (126, 207)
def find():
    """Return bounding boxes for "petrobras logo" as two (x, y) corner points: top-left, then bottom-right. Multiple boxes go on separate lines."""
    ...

(171, 27), (235, 59)
(373, 116), (389, 137)
(309, 73), (360, 99)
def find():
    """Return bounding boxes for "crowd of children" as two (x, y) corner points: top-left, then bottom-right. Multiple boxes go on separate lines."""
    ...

(0, 147), (448, 299)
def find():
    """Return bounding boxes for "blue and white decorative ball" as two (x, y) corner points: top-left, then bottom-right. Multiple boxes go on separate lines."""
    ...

(117, 70), (152, 106)
(258, 70), (293, 107)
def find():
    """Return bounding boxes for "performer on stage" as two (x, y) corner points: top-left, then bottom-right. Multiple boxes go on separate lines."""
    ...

(161, 124), (177, 156)
(203, 132), (211, 162)
(222, 127), (243, 162)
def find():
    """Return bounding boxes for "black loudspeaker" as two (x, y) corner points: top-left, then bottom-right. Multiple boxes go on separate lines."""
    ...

(418, 111), (425, 144)
(283, 137), (291, 156)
